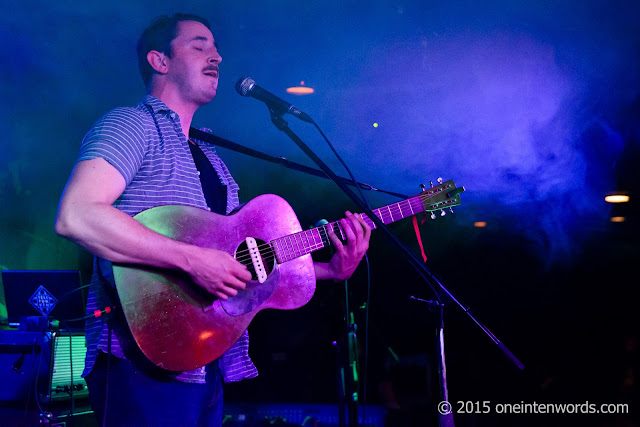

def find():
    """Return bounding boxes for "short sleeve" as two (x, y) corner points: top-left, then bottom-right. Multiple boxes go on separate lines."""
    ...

(77, 107), (148, 185)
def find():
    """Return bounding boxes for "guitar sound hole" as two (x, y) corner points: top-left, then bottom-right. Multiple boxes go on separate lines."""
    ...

(235, 238), (275, 281)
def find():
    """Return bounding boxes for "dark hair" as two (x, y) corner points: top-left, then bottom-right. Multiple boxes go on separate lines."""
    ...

(137, 13), (211, 87)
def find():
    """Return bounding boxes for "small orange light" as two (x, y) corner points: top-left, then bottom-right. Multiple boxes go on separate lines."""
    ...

(610, 216), (625, 223)
(474, 221), (487, 228)
(605, 194), (630, 203)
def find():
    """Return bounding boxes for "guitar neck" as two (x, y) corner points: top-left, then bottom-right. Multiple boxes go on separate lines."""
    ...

(272, 194), (427, 264)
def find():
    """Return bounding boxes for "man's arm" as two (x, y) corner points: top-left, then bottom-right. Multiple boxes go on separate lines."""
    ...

(54, 158), (251, 300)
(313, 211), (371, 281)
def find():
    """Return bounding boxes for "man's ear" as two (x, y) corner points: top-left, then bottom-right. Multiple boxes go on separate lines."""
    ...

(147, 50), (168, 74)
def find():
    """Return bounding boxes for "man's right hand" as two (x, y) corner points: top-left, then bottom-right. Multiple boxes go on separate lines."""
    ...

(55, 158), (252, 300)
(184, 247), (252, 300)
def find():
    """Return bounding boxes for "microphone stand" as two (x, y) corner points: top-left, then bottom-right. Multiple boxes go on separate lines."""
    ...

(265, 108), (525, 427)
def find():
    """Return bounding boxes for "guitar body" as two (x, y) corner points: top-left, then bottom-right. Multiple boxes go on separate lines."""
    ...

(112, 194), (316, 372)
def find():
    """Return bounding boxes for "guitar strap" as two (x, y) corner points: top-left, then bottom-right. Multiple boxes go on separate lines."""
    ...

(412, 215), (428, 262)
(188, 141), (228, 215)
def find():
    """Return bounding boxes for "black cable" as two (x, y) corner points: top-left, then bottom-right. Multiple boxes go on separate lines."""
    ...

(67, 325), (75, 417)
(102, 326), (112, 427)
(56, 283), (93, 306)
(33, 332), (47, 420)
(361, 253), (371, 426)
(311, 121), (372, 211)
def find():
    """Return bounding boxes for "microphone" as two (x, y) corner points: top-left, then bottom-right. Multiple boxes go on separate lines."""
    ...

(235, 77), (313, 123)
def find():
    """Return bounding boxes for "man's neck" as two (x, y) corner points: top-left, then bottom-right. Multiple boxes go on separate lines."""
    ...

(149, 87), (198, 140)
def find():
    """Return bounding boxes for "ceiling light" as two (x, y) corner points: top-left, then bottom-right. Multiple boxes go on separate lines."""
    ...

(605, 194), (630, 203)
(286, 81), (314, 95)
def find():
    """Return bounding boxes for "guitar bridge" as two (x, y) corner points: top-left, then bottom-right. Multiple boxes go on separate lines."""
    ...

(245, 237), (268, 283)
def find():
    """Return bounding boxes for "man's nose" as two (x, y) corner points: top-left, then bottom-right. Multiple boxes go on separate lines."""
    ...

(209, 50), (222, 64)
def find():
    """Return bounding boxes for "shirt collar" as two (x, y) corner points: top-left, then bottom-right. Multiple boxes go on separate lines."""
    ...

(139, 94), (174, 115)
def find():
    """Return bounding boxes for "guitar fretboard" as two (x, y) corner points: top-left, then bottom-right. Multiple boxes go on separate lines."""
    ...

(271, 194), (427, 264)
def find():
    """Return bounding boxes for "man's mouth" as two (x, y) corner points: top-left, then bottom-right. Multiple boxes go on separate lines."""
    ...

(203, 68), (219, 78)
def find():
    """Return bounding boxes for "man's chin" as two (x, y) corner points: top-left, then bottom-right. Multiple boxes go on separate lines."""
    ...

(197, 89), (217, 105)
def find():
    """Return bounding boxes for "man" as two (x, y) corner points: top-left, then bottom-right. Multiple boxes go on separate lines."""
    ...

(55, 13), (370, 425)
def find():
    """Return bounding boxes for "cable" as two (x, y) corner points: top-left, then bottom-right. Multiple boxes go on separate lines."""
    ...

(68, 325), (75, 417)
(312, 121), (372, 211)
(33, 331), (48, 421)
(361, 253), (371, 426)
(59, 306), (113, 323)
(103, 326), (112, 427)
(56, 283), (93, 306)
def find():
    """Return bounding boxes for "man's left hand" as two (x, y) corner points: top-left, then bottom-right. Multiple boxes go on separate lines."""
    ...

(323, 211), (371, 280)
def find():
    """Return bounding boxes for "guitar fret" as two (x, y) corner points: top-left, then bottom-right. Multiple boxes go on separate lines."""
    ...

(302, 230), (309, 253)
(391, 202), (402, 219)
(315, 226), (327, 248)
(337, 222), (346, 240)
(296, 234), (303, 257)
(306, 231), (314, 252)
(398, 200), (411, 218)
(308, 228), (319, 251)
(359, 213), (376, 230)
(277, 236), (287, 263)
(407, 199), (415, 215)
(378, 208), (388, 224)
(285, 235), (295, 261)
(297, 232), (304, 257)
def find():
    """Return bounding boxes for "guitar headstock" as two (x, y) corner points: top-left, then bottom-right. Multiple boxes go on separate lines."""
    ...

(418, 179), (465, 215)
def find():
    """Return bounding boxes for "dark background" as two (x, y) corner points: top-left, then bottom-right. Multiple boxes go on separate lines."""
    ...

(1, 1), (638, 425)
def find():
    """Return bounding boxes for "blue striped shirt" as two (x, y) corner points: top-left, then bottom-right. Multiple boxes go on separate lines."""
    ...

(78, 95), (258, 384)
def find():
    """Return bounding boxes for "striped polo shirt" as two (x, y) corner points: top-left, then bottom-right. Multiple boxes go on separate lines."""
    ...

(78, 95), (258, 384)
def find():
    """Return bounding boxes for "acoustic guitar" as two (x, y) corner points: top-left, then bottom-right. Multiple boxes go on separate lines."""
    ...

(112, 179), (464, 371)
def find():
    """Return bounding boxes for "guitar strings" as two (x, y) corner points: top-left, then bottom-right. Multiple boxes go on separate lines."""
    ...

(232, 221), (343, 266)
(232, 190), (446, 265)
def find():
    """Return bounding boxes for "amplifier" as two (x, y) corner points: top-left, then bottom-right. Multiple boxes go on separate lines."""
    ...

(0, 330), (88, 406)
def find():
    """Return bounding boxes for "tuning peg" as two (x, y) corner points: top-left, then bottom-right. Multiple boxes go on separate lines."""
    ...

(419, 183), (426, 192)
(437, 177), (443, 184)
(429, 181), (434, 188)
(430, 212), (436, 220)
(449, 207), (454, 214)
(440, 209), (446, 217)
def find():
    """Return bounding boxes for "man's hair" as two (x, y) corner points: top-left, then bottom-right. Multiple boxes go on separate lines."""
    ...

(137, 13), (211, 87)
